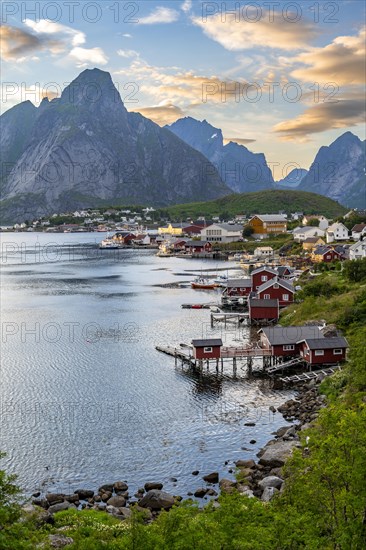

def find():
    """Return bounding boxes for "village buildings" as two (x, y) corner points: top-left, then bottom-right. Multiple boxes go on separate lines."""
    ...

(248, 215), (287, 238)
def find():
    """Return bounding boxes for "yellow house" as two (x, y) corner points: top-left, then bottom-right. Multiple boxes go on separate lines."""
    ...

(248, 215), (287, 237)
(302, 237), (325, 251)
(158, 223), (183, 236)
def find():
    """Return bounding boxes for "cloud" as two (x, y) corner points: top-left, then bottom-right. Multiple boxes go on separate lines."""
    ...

(224, 137), (256, 145)
(192, 10), (318, 51)
(131, 103), (185, 125)
(138, 6), (179, 25)
(181, 0), (192, 13)
(24, 19), (85, 47)
(1, 25), (44, 60)
(273, 95), (366, 141)
(122, 34), (132, 38)
(69, 47), (109, 67)
(115, 59), (249, 107)
(290, 27), (366, 85)
(117, 49), (139, 58)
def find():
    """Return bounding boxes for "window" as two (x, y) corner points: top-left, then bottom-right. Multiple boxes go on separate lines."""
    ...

(204, 346), (213, 353)
(282, 294), (289, 301)
(283, 344), (295, 351)
(333, 349), (343, 355)
(315, 350), (324, 356)
(261, 275), (268, 282)
(264, 293), (270, 299)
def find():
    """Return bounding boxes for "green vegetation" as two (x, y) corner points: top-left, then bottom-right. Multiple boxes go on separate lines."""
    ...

(1, 262), (365, 549)
(160, 190), (347, 220)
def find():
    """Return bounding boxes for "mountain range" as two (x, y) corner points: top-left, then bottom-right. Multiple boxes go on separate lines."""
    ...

(298, 132), (365, 208)
(167, 117), (274, 193)
(0, 68), (365, 223)
(0, 69), (229, 223)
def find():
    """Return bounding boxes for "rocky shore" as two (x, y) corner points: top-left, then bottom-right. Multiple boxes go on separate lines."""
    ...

(28, 379), (327, 524)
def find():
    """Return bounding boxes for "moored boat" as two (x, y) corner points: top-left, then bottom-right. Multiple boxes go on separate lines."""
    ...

(191, 277), (218, 290)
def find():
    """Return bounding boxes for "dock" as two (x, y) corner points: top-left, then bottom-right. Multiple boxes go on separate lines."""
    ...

(210, 312), (249, 327)
(279, 366), (341, 384)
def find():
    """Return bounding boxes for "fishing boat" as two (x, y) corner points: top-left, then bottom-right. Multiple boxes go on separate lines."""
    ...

(191, 276), (218, 290)
(99, 238), (122, 249)
(214, 274), (228, 286)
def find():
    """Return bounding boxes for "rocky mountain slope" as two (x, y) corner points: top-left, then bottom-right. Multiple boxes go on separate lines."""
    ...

(299, 132), (365, 208)
(166, 117), (274, 193)
(0, 69), (230, 223)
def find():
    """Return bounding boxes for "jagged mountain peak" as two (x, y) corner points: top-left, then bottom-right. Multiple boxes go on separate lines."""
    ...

(167, 117), (274, 192)
(0, 69), (229, 222)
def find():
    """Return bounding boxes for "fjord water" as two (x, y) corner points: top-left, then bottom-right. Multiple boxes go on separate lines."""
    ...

(0, 233), (292, 497)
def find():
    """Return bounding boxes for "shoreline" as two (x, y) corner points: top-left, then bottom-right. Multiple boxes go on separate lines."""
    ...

(27, 378), (324, 520)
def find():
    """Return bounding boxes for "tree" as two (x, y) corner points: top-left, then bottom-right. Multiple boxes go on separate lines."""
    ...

(243, 225), (254, 237)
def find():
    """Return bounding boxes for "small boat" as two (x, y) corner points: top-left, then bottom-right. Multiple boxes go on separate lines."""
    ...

(99, 237), (123, 249)
(214, 274), (228, 286)
(191, 277), (218, 290)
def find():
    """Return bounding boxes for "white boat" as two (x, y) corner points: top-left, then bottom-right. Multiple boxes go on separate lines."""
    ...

(99, 237), (123, 249)
(214, 274), (228, 286)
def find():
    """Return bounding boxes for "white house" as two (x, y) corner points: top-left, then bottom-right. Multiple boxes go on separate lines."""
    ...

(254, 246), (274, 257)
(302, 215), (329, 230)
(201, 223), (243, 243)
(351, 223), (366, 241)
(293, 226), (326, 242)
(349, 241), (366, 260)
(326, 222), (349, 243)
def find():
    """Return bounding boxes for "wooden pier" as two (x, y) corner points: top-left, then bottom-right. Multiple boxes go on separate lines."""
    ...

(210, 312), (249, 327)
(279, 366), (341, 384)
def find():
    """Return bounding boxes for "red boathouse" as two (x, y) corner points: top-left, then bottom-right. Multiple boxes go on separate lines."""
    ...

(191, 339), (223, 360)
(248, 298), (279, 324)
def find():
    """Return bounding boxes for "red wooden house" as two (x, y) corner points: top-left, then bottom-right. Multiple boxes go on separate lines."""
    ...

(171, 238), (188, 251)
(183, 225), (204, 236)
(259, 325), (324, 357)
(251, 267), (278, 290)
(191, 339), (223, 360)
(312, 246), (343, 263)
(184, 240), (212, 254)
(256, 277), (295, 306)
(223, 278), (252, 297)
(248, 298), (279, 324)
(277, 266), (293, 279)
(298, 336), (348, 366)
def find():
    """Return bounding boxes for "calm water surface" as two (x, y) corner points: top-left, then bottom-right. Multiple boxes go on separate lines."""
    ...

(0, 233), (292, 497)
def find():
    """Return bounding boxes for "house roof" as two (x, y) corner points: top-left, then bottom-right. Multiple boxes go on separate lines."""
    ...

(226, 278), (252, 288)
(300, 337), (348, 350)
(349, 240), (366, 250)
(327, 222), (348, 232)
(185, 240), (209, 246)
(191, 339), (223, 347)
(257, 277), (295, 293)
(293, 226), (320, 234)
(260, 326), (323, 345)
(251, 266), (278, 276)
(249, 298), (279, 308)
(351, 223), (366, 232)
(251, 215), (287, 222)
(313, 246), (340, 256)
(206, 223), (243, 232)
(277, 266), (293, 277)
(303, 237), (323, 243)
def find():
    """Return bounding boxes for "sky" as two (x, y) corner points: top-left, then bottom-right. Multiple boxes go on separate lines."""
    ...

(1, 0), (365, 176)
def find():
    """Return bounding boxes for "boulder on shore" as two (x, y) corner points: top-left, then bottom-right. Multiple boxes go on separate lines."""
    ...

(48, 502), (76, 515)
(258, 440), (298, 468)
(138, 490), (175, 510)
(144, 482), (163, 491)
(203, 472), (219, 483)
(258, 476), (283, 490)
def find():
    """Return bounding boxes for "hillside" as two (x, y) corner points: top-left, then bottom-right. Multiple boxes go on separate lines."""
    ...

(160, 189), (347, 220)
